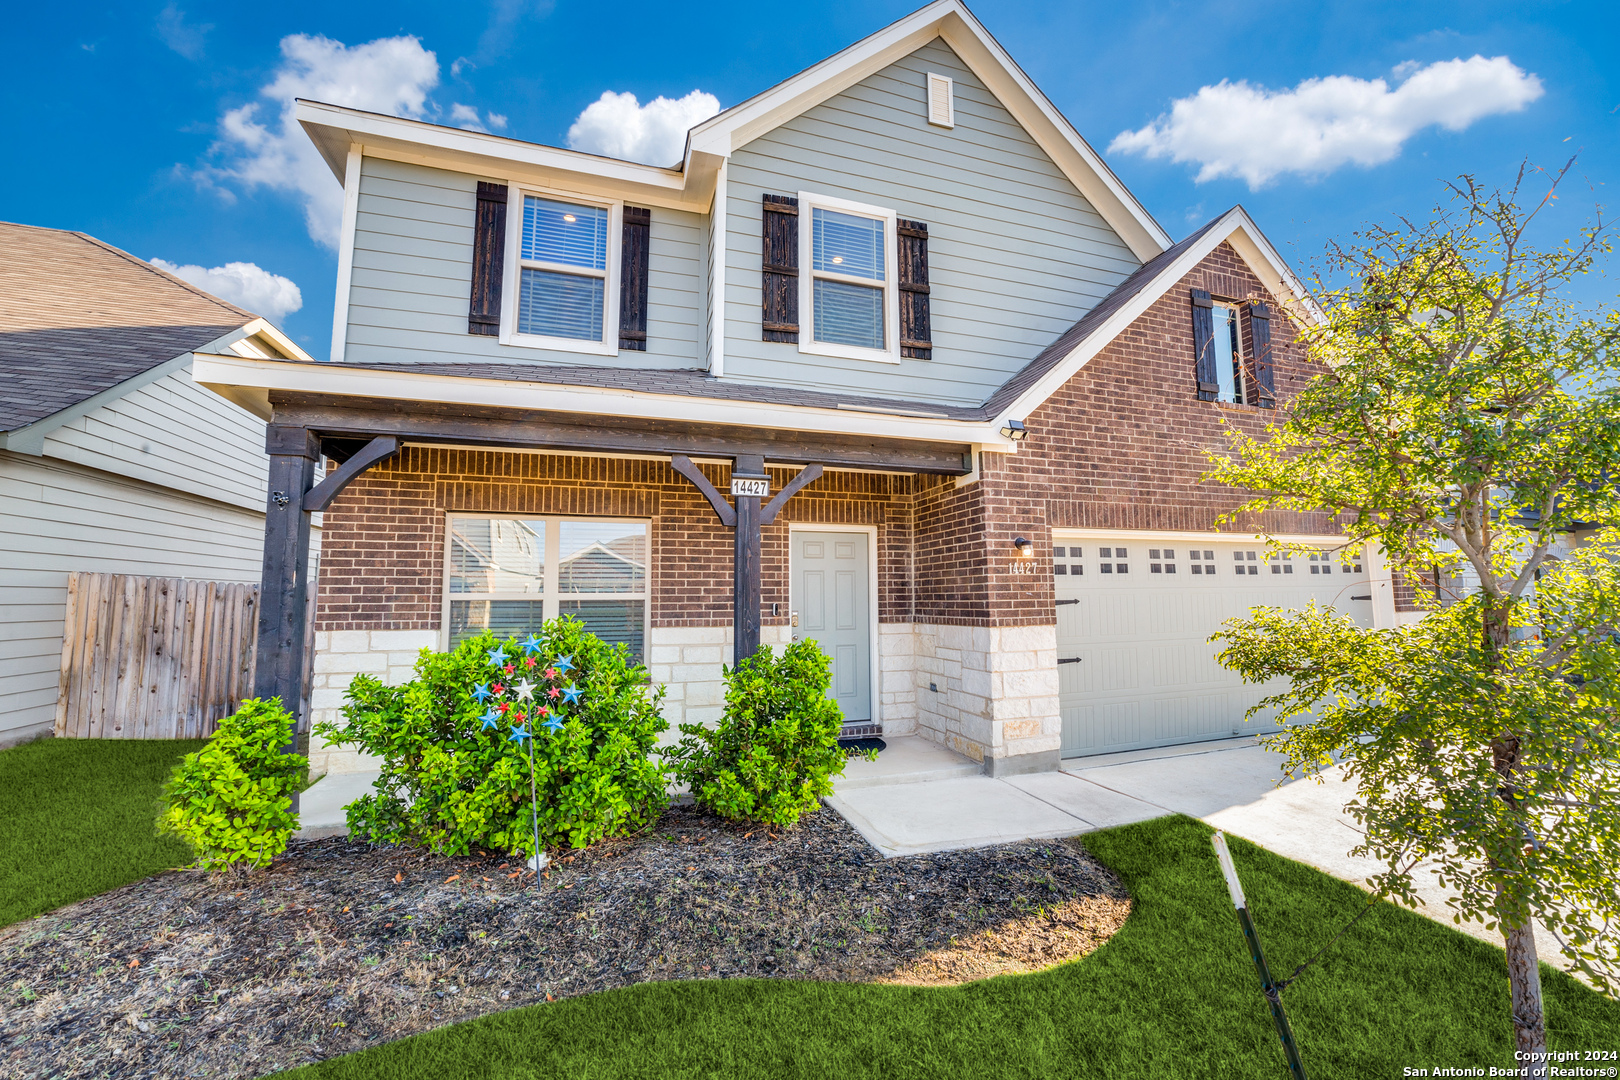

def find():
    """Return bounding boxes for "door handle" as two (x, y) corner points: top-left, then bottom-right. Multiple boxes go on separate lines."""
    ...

(1058, 657), (1082, 664)
(790, 610), (798, 627)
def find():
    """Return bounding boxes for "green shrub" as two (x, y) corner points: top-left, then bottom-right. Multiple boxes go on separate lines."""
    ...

(159, 697), (306, 871)
(316, 619), (668, 857)
(662, 640), (846, 827)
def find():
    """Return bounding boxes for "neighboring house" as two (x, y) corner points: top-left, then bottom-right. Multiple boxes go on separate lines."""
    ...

(195, 0), (1415, 779)
(0, 222), (316, 747)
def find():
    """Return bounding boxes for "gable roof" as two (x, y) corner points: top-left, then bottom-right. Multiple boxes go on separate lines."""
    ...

(0, 222), (302, 434)
(294, 2), (1170, 258)
(686, 0), (1169, 260)
(986, 205), (1321, 424)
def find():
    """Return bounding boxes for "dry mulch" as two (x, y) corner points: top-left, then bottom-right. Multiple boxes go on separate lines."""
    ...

(1, 806), (1129, 1080)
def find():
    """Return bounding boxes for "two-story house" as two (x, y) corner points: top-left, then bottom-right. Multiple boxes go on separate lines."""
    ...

(195, 0), (1408, 780)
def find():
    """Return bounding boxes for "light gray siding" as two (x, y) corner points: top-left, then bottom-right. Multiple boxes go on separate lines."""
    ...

(723, 38), (1141, 405)
(343, 157), (705, 370)
(0, 452), (313, 745)
(41, 365), (270, 513)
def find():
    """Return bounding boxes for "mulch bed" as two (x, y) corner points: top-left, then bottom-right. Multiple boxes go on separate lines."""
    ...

(0, 805), (1129, 1079)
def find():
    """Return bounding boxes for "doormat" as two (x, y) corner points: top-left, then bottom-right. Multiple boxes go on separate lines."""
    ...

(838, 737), (886, 753)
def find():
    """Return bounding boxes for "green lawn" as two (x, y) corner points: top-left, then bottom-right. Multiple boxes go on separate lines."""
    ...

(0, 736), (203, 928)
(283, 815), (1619, 1080)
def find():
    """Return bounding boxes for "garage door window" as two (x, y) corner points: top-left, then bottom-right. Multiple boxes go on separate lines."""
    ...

(1233, 550), (1259, 575)
(1052, 546), (1084, 576)
(1149, 549), (1178, 574)
(1098, 547), (1129, 574)
(1189, 549), (1216, 575)
(1269, 553), (1294, 574)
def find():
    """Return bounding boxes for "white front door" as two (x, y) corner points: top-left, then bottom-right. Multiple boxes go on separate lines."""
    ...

(1054, 537), (1372, 757)
(791, 531), (872, 723)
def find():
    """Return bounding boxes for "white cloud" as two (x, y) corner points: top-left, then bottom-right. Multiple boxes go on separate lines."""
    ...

(566, 90), (721, 166)
(201, 34), (440, 248)
(150, 258), (304, 325)
(449, 102), (507, 132)
(156, 3), (211, 60)
(1109, 55), (1544, 189)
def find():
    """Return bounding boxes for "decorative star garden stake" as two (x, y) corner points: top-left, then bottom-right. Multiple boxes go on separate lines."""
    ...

(486, 645), (508, 667)
(514, 678), (535, 702)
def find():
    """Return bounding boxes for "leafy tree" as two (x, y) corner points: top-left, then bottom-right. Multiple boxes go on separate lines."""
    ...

(1205, 163), (1620, 1069)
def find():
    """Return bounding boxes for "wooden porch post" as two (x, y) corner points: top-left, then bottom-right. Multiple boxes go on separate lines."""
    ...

(255, 424), (320, 809)
(731, 454), (767, 663)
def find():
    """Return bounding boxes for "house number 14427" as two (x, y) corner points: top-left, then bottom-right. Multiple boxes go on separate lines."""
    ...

(730, 478), (770, 497)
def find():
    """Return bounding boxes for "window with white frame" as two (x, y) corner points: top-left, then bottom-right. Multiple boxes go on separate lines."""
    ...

(1211, 302), (1246, 403)
(446, 515), (649, 661)
(505, 193), (619, 350)
(799, 193), (898, 362)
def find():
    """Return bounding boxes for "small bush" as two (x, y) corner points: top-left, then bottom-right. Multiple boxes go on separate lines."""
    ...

(159, 698), (306, 871)
(662, 640), (846, 827)
(316, 619), (668, 857)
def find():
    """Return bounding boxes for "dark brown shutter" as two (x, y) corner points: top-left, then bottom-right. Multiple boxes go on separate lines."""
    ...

(1191, 288), (1218, 401)
(1247, 301), (1275, 408)
(468, 182), (508, 336)
(898, 219), (931, 359)
(761, 195), (798, 342)
(618, 206), (651, 351)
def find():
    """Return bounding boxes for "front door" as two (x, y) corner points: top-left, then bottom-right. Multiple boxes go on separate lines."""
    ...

(791, 531), (871, 723)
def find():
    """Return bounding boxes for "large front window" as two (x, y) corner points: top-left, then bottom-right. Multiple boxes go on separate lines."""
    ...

(799, 194), (897, 363)
(446, 515), (648, 662)
(511, 195), (613, 345)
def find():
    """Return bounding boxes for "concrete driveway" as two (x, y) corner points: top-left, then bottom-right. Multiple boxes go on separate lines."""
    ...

(826, 735), (1574, 972)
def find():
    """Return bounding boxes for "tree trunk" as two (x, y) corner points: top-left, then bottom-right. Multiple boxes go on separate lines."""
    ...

(1504, 914), (1547, 1078)
(1484, 596), (1546, 1079)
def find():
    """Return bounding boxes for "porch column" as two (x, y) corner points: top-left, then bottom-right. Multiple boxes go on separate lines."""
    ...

(255, 424), (319, 804)
(732, 454), (766, 663)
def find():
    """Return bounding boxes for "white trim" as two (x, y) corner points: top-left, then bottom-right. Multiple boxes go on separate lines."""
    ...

(707, 158), (728, 377)
(190, 353), (1017, 448)
(995, 206), (1324, 428)
(926, 72), (955, 128)
(796, 191), (901, 365)
(788, 522), (881, 727)
(440, 511), (652, 653)
(329, 146), (363, 363)
(498, 185), (622, 357)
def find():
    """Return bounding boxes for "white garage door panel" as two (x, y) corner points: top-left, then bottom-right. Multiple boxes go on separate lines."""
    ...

(1055, 538), (1370, 757)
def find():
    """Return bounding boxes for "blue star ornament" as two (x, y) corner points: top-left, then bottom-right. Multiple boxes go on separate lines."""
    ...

(521, 634), (543, 655)
(541, 715), (564, 734)
(486, 645), (508, 667)
(480, 708), (500, 731)
(560, 685), (583, 706)
(472, 683), (493, 703)
(508, 724), (532, 743)
(554, 654), (575, 673)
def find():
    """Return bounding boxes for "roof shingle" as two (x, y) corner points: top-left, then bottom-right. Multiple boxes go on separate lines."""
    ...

(0, 222), (253, 432)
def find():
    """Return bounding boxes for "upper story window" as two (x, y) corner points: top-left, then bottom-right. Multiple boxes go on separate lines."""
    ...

(798, 193), (900, 364)
(501, 191), (621, 355)
(1210, 301), (1245, 404)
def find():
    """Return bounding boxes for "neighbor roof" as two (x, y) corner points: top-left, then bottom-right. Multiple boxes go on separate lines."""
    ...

(0, 222), (256, 432)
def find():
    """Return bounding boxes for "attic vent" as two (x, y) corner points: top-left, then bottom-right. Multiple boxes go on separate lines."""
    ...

(926, 73), (954, 128)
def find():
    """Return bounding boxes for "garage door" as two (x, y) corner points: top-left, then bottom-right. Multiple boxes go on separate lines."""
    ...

(1054, 536), (1371, 757)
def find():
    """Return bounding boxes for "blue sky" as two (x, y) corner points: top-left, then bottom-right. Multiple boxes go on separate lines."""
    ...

(3, 0), (1613, 358)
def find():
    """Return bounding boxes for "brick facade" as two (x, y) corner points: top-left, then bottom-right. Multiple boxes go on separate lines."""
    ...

(309, 241), (1353, 774)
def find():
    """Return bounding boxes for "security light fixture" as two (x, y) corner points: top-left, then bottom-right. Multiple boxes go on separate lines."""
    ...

(1013, 536), (1033, 558)
(1000, 419), (1028, 440)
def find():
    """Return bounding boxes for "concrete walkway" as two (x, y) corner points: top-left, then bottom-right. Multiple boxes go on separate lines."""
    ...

(296, 770), (380, 839)
(830, 735), (1575, 973)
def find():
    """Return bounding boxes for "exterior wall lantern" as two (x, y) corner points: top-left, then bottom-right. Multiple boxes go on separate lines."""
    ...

(1000, 419), (1028, 440)
(1012, 536), (1033, 558)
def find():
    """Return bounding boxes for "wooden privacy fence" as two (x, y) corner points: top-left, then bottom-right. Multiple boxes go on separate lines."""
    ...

(56, 573), (261, 739)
